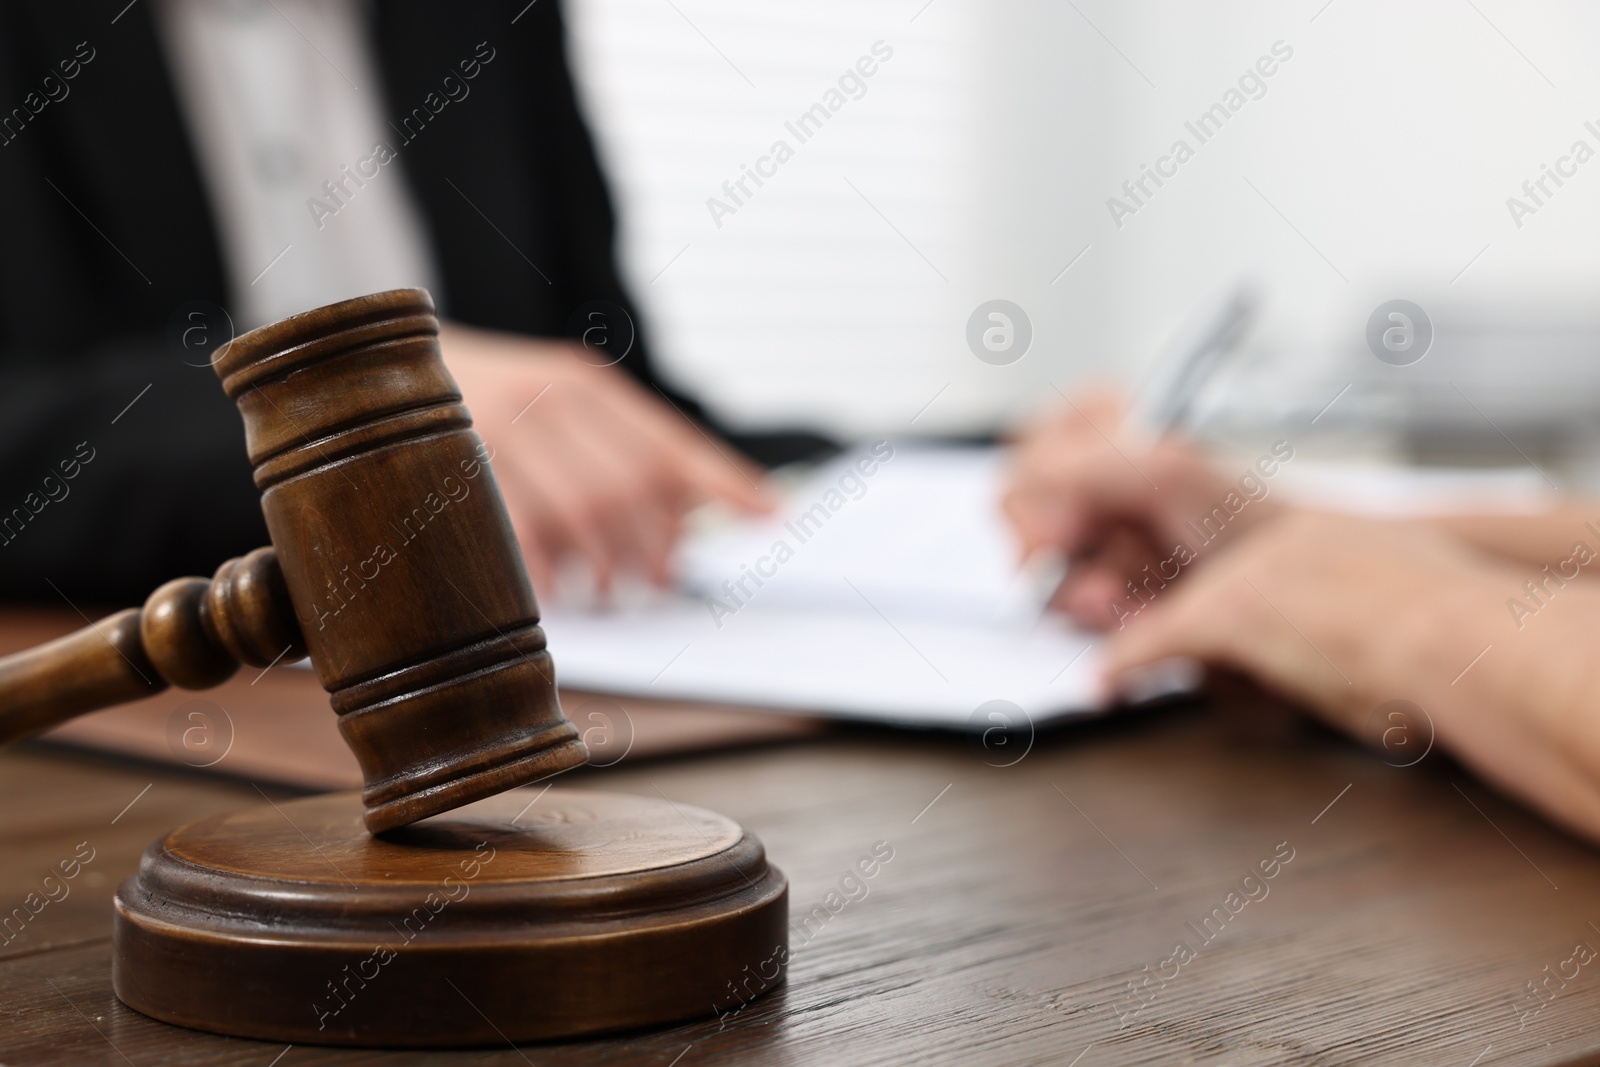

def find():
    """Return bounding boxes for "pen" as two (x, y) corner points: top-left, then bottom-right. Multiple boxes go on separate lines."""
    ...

(1127, 281), (1261, 437)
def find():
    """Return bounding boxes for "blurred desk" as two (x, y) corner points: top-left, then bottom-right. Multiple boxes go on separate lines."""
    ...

(5, 632), (1600, 1063)
(0, 610), (827, 788)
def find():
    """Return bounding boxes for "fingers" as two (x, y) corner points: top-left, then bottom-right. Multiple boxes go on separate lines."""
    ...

(463, 345), (770, 591)
(1009, 444), (1168, 561)
(676, 439), (774, 515)
(1011, 383), (1128, 445)
(1005, 397), (1165, 560)
(1054, 386), (1128, 441)
(503, 447), (624, 595)
(1098, 547), (1359, 718)
(507, 413), (689, 594)
(536, 396), (685, 584)
(1006, 387), (1291, 632)
(1053, 564), (1130, 628)
(589, 377), (774, 515)
(507, 501), (557, 601)
(1100, 582), (1222, 678)
(1054, 523), (1167, 629)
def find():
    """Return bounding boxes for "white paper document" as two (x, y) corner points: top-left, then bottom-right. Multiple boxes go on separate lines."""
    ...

(540, 445), (1114, 729)
(298, 443), (1539, 730)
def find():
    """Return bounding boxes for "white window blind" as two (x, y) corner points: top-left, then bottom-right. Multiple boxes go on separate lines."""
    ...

(566, 0), (992, 437)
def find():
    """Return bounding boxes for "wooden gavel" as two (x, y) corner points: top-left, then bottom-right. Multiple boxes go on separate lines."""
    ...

(0, 289), (588, 832)
(0, 288), (787, 1046)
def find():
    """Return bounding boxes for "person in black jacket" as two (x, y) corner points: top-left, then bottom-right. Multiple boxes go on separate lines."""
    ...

(0, 0), (784, 605)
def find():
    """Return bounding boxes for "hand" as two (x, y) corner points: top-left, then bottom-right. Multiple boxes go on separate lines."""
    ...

(1103, 511), (1488, 724)
(439, 321), (772, 596)
(1002, 389), (1288, 629)
(1103, 510), (1600, 843)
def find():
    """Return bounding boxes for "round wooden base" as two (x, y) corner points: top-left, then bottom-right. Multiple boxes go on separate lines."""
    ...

(112, 787), (788, 1046)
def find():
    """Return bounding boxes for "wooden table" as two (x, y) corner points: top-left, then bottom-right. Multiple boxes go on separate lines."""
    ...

(0, 610), (827, 792)
(6, 679), (1600, 1066)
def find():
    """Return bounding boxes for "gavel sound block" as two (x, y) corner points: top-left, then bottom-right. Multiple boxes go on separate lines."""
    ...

(0, 290), (787, 1045)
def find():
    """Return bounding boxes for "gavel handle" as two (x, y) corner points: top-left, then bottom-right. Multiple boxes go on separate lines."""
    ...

(0, 547), (306, 746)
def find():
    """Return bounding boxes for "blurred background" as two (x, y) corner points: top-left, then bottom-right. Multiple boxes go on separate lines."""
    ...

(565, 0), (1600, 482)
(12, 0), (1600, 780)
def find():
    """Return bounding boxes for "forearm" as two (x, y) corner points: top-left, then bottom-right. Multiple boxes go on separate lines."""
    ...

(1101, 509), (1600, 844)
(1418, 505), (1600, 573)
(1402, 573), (1600, 844)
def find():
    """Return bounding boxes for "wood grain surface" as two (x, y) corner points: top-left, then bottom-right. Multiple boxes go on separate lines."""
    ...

(5, 687), (1600, 1065)
(112, 789), (787, 1045)
(0, 609), (826, 790)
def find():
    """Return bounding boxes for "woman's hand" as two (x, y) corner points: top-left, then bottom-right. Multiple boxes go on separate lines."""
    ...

(439, 321), (772, 596)
(1002, 389), (1288, 629)
(1103, 509), (1600, 844)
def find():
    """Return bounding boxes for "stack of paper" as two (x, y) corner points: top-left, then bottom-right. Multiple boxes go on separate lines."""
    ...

(540, 445), (1112, 729)
(298, 444), (1546, 730)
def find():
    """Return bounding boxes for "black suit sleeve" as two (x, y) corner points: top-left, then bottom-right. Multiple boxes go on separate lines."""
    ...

(370, 3), (687, 397)
(0, 4), (265, 605)
(0, 349), (266, 605)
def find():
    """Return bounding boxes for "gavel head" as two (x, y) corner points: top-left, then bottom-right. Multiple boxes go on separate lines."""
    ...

(212, 289), (587, 832)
